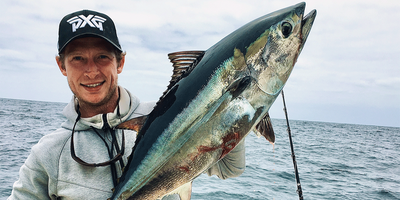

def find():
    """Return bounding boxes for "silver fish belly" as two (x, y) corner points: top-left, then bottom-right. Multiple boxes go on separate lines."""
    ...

(111, 2), (316, 199)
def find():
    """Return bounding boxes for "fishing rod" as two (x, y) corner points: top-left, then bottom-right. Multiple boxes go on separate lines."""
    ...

(281, 90), (303, 200)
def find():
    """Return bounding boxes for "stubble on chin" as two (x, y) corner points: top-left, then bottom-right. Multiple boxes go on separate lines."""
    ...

(72, 82), (119, 112)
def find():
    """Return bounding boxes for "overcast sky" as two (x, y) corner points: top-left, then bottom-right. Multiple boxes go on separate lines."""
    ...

(0, 0), (399, 127)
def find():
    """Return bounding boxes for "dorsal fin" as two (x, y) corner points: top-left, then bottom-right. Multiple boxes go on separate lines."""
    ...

(168, 51), (205, 81)
(165, 51), (205, 92)
(253, 112), (275, 144)
(150, 51), (205, 121)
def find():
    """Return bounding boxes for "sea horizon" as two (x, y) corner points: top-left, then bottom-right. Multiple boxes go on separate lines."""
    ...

(1, 97), (398, 128)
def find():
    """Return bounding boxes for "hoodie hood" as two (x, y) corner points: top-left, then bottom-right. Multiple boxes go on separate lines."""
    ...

(61, 86), (140, 131)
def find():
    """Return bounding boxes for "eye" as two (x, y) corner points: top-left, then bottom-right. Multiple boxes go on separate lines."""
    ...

(96, 54), (114, 66)
(72, 56), (83, 61)
(99, 55), (109, 59)
(281, 22), (292, 38)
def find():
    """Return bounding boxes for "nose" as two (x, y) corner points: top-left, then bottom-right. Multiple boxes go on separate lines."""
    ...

(84, 59), (100, 79)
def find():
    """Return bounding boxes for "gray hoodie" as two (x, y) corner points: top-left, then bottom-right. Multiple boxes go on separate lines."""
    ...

(8, 87), (245, 200)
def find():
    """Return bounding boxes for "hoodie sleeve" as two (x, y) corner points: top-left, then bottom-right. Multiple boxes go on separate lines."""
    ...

(205, 139), (245, 179)
(8, 129), (68, 200)
(8, 153), (53, 200)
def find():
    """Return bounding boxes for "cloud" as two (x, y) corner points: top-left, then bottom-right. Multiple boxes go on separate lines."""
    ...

(0, 0), (398, 126)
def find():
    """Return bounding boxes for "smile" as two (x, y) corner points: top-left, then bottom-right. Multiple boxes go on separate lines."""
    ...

(81, 81), (105, 88)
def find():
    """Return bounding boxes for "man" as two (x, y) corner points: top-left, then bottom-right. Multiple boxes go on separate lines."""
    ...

(9, 10), (245, 199)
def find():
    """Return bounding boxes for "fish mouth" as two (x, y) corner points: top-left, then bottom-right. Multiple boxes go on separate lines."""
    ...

(300, 8), (317, 51)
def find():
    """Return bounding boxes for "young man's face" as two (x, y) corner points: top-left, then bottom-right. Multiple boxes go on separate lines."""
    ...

(57, 37), (124, 108)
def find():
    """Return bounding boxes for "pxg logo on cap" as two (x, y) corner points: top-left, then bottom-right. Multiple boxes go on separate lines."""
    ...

(58, 10), (122, 53)
(67, 15), (107, 32)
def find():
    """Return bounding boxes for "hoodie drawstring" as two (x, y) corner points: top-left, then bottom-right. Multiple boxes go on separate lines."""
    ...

(70, 88), (125, 188)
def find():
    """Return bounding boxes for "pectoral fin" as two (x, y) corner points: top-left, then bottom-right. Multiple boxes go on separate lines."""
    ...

(116, 116), (148, 133)
(158, 181), (192, 200)
(253, 112), (275, 144)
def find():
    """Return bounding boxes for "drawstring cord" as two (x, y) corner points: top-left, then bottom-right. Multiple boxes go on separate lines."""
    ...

(70, 89), (125, 187)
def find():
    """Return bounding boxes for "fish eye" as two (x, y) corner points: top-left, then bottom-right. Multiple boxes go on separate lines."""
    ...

(281, 22), (292, 38)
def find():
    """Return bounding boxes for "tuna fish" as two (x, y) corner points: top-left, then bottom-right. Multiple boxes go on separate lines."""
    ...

(111, 2), (316, 199)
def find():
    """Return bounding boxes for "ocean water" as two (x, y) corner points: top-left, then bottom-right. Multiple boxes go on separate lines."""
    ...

(1, 98), (399, 200)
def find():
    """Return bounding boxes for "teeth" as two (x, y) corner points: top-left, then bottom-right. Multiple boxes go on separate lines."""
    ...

(84, 82), (103, 88)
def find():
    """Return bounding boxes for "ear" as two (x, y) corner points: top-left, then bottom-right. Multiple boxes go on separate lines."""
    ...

(117, 55), (125, 74)
(56, 56), (67, 76)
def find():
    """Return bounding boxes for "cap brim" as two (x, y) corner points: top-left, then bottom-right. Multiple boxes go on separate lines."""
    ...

(58, 33), (122, 53)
